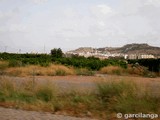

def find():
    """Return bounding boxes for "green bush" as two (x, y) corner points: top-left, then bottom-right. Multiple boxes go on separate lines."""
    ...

(96, 81), (160, 113)
(15, 92), (36, 103)
(9, 60), (23, 67)
(97, 81), (135, 102)
(0, 52), (128, 71)
(76, 68), (94, 76)
(36, 86), (56, 102)
(115, 95), (159, 113)
(128, 59), (160, 72)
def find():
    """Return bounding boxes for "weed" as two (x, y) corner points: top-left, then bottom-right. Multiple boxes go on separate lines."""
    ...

(0, 77), (159, 119)
(35, 84), (56, 102)
(97, 81), (160, 114)
(76, 68), (94, 76)
(4, 64), (75, 77)
(0, 61), (8, 75)
(55, 69), (66, 76)
(0, 61), (8, 70)
(8, 60), (23, 67)
(114, 95), (159, 113)
(52, 101), (64, 112)
(100, 66), (124, 75)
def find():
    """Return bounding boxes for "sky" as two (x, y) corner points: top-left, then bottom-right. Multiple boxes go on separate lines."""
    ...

(0, 0), (160, 53)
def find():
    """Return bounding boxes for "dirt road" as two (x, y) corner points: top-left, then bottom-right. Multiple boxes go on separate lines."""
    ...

(0, 107), (97, 120)
(2, 75), (160, 93)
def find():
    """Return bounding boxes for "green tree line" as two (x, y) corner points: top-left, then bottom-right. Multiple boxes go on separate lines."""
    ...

(0, 48), (127, 70)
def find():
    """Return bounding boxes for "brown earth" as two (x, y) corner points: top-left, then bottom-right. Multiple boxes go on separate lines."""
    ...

(2, 74), (160, 93)
(0, 107), (97, 120)
(0, 75), (160, 120)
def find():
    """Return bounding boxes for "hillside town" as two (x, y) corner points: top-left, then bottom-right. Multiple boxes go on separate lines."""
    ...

(66, 50), (155, 60)
(65, 43), (160, 60)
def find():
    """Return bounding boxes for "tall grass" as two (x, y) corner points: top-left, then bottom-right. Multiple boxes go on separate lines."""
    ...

(8, 60), (23, 67)
(100, 66), (124, 75)
(0, 61), (9, 70)
(4, 64), (96, 77)
(35, 84), (56, 102)
(75, 68), (94, 76)
(1, 60), (157, 77)
(0, 61), (9, 75)
(0, 77), (57, 109)
(99, 65), (157, 77)
(97, 81), (160, 114)
(4, 64), (75, 77)
(0, 77), (159, 119)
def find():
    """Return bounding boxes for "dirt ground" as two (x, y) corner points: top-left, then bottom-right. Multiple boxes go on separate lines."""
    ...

(0, 74), (160, 120)
(0, 107), (97, 120)
(36, 75), (160, 95)
(2, 74), (160, 94)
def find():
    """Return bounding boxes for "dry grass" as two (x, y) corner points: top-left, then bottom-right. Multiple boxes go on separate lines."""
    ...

(1, 60), (157, 77)
(0, 61), (9, 70)
(99, 65), (155, 77)
(100, 66), (124, 75)
(0, 77), (57, 112)
(0, 76), (160, 119)
(75, 68), (94, 76)
(127, 64), (146, 75)
(4, 64), (75, 77)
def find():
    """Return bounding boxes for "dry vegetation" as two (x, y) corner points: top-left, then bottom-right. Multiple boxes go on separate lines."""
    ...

(100, 66), (124, 75)
(0, 60), (96, 77)
(0, 60), (160, 119)
(99, 64), (157, 77)
(0, 61), (75, 76)
(5, 64), (75, 77)
(0, 76), (160, 119)
(0, 60), (157, 77)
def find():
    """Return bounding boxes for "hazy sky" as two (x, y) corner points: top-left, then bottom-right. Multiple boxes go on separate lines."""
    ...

(0, 0), (160, 53)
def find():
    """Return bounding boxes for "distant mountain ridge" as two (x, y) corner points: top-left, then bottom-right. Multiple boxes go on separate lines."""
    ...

(69, 43), (160, 56)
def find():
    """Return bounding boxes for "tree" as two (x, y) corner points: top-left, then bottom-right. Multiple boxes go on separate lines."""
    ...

(51, 48), (63, 58)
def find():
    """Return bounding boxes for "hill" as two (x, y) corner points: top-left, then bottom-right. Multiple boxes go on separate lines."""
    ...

(69, 43), (160, 57)
(98, 43), (160, 55)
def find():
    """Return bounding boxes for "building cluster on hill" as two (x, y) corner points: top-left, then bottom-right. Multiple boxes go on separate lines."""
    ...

(66, 50), (156, 60)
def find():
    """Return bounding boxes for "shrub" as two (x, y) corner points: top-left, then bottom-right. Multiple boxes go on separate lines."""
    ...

(126, 64), (156, 77)
(16, 92), (36, 103)
(55, 69), (66, 76)
(0, 61), (8, 70)
(9, 60), (23, 67)
(0, 78), (16, 94)
(51, 48), (63, 58)
(128, 59), (160, 72)
(7, 69), (23, 76)
(52, 64), (75, 76)
(68, 90), (93, 104)
(76, 68), (94, 76)
(35, 84), (56, 102)
(97, 81), (137, 102)
(96, 81), (160, 114)
(0, 61), (8, 75)
(100, 66), (124, 75)
(40, 62), (50, 67)
(115, 95), (159, 113)
(4, 64), (75, 77)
